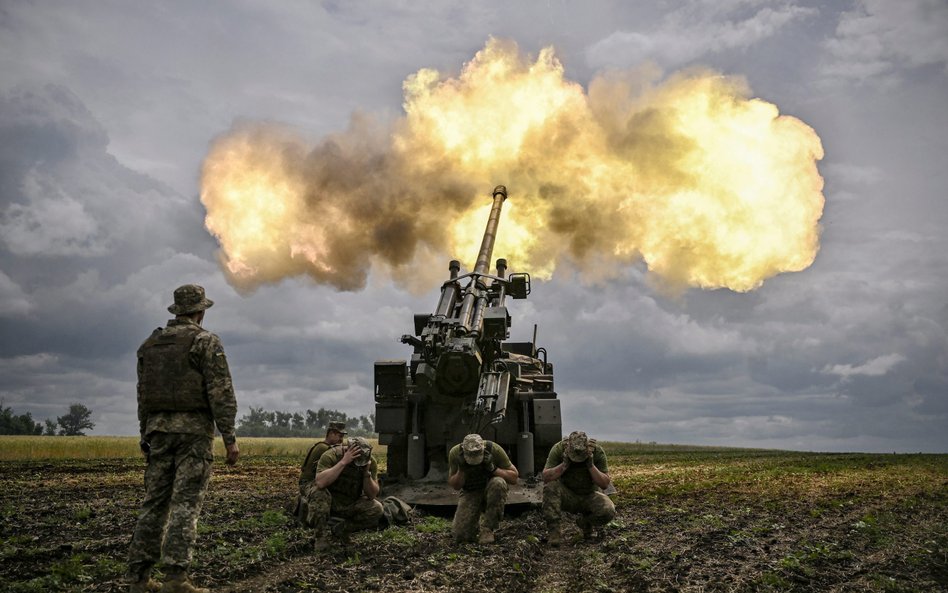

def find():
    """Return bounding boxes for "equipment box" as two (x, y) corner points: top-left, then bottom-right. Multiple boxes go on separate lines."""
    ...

(532, 399), (561, 445)
(375, 401), (407, 444)
(375, 360), (407, 400)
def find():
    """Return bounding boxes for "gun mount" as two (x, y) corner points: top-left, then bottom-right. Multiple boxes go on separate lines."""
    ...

(374, 185), (562, 505)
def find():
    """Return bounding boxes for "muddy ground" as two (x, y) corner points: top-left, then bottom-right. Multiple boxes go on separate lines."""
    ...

(1, 445), (946, 592)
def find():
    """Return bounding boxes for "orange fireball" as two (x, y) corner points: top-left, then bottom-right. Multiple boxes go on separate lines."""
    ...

(201, 38), (824, 293)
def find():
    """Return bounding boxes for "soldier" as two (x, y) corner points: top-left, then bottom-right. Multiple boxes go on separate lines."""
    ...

(310, 436), (383, 550)
(541, 431), (615, 546)
(127, 284), (239, 593)
(296, 421), (347, 522)
(447, 434), (519, 544)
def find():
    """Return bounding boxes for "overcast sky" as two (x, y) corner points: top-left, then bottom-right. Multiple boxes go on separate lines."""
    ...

(1, 0), (946, 453)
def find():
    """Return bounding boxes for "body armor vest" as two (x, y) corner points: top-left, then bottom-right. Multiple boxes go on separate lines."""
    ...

(299, 441), (330, 485)
(328, 445), (365, 502)
(462, 442), (495, 492)
(561, 441), (597, 495)
(139, 324), (210, 414)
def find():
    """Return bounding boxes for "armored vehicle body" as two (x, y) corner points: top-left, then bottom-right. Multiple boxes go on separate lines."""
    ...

(374, 185), (562, 504)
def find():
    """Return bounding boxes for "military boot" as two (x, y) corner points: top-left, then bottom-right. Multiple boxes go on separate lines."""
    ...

(329, 517), (350, 545)
(576, 516), (593, 540)
(312, 525), (332, 552)
(158, 573), (208, 593)
(313, 535), (332, 552)
(127, 562), (160, 593)
(129, 578), (161, 593)
(478, 525), (495, 544)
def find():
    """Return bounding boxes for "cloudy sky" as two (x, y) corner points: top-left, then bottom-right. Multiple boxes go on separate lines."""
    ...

(1, 0), (946, 453)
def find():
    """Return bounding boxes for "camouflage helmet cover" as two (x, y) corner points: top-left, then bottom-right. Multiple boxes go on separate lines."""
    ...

(168, 284), (214, 315)
(461, 434), (485, 464)
(566, 431), (590, 463)
(348, 436), (372, 466)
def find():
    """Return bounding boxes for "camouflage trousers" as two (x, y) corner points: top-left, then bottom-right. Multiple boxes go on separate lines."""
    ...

(304, 484), (384, 536)
(541, 480), (615, 528)
(452, 476), (508, 542)
(127, 432), (213, 580)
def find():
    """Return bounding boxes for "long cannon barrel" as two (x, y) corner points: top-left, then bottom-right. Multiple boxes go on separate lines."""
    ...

(457, 185), (507, 334)
(473, 185), (508, 275)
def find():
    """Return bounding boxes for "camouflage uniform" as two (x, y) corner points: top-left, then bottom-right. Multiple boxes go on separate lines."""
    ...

(127, 285), (237, 587)
(542, 433), (615, 538)
(448, 437), (514, 543)
(295, 421), (347, 525)
(308, 440), (383, 538)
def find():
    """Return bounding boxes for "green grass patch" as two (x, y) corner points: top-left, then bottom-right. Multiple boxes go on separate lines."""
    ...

(362, 525), (417, 547)
(415, 515), (451, 533)
(265, 532), (287, 556)
(775, 541), (854, 580)
(758, 571), (792, 589)
(72, 506), (93, 522)
(233, 508), (290, 531)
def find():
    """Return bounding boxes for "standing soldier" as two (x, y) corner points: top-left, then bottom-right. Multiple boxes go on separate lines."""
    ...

(127, 285), (239, 593)
(447, 434), (519, 544)
(310, 436), (384, 550)
(541, 431), (615, 546)
(296, 421), (347, 523)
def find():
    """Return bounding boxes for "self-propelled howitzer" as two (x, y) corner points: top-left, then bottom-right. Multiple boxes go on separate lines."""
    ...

(374, 185), (562, 505)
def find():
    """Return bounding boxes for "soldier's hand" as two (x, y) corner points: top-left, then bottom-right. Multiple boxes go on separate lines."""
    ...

(341, 446), (360, 465)
(561, 457), (571, 470)
(225, 441), (240, 465)
(585, 455), (594, 469)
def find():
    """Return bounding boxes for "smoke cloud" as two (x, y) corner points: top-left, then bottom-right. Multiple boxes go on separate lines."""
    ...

(201, 38), (824, 293)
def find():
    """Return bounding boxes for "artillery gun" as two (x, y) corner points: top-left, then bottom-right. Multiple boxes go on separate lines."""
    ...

(374, 185), (561, 505)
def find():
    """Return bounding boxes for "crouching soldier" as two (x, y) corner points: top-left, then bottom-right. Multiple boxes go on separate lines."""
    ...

(296, 421), (347, 523)
(309, 436), (383, 551)
(541, 431), (615, 546)
(448, 434), (519, 544)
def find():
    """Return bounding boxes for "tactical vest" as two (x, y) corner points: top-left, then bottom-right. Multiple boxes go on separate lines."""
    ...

(328, 445), (365, 503)
(138, 324), (210, 414)
(299, 441), (330, 485)
(560, 441), (597, 495)
(462, 442), (495, 492)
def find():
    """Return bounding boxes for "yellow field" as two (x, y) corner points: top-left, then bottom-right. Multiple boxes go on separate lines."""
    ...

(0, 435), (385, 461)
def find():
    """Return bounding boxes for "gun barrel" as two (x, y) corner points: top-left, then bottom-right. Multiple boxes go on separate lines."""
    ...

(473, 185), (507, 275)
(458, 185), (507, 335)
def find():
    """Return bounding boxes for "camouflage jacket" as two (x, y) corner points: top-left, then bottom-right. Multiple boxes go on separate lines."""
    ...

(544, 439), (609, 495)
(316, 446), (379, 507)
(447, 441), (513, 491)
(137, 318), (237, 445)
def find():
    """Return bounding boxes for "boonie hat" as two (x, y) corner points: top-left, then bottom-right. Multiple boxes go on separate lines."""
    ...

(328, 421), (348, 435)
(349, 437), (372, 466)
(168, 284), (214, 315)
(461, 434), (485, 464)
(566, 431), (590, 463)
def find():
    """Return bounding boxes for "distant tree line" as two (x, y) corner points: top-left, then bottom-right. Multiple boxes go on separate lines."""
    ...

(237, 406), (376, 437)
(0, 403), (95, 436)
